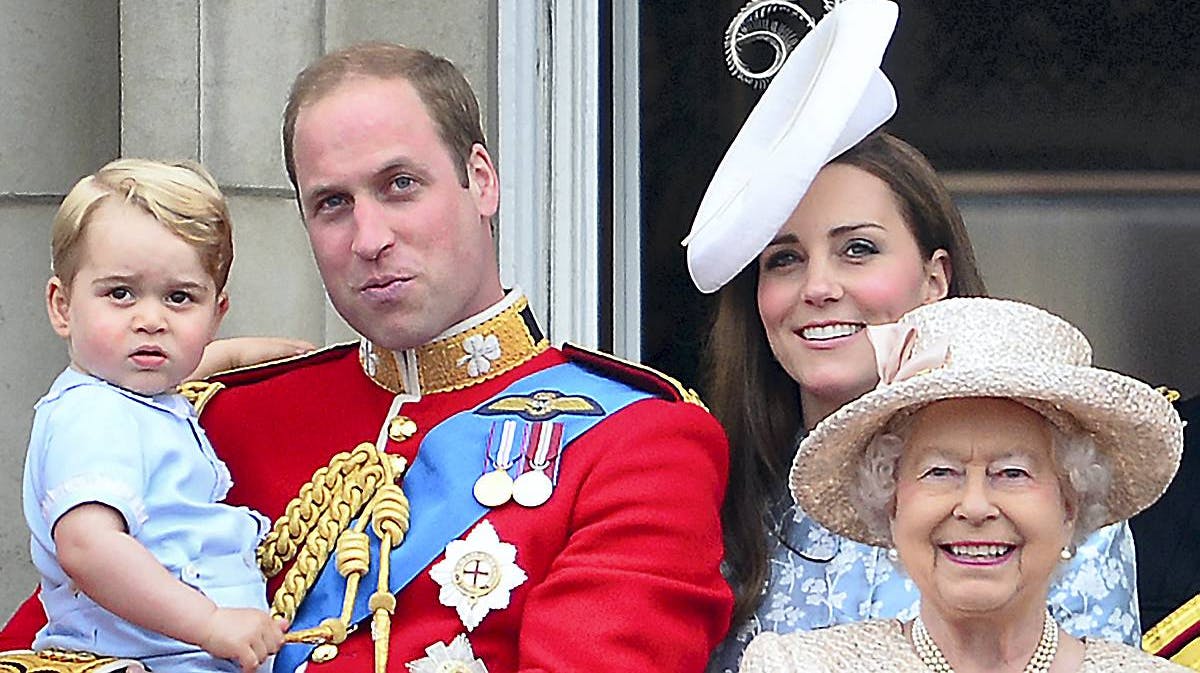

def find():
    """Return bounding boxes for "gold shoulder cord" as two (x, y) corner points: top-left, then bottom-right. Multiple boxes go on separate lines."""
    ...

(179, 380), (225, 415)
(0, 649), (146, 672)
(264, 442), (411, 673)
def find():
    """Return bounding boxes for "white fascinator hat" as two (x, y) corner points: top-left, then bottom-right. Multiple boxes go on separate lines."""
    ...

(683, 0), (901, 293)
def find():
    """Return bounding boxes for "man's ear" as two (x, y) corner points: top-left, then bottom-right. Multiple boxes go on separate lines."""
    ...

(464, 143), (499, 220)
(46, 277), (71, 339)
(922, 248), (951, 304)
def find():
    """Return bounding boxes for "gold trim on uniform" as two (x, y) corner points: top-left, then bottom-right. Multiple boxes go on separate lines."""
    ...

(362, 295), (548, 396)
(310, 643), (339, 663)
(179, 380), (225, 415)
(388, 415), (418, 441)
(1144, 592), (1200, 668)
(264, 443), (410, 663)
(0, 649), (147, 673)
(1172, 639), (1200, 671)
(1157, 386), (1182, 404)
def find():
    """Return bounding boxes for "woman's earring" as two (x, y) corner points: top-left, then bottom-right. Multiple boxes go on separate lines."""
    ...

(887, 547), (899, 563)
(1060, 545), (1075, 561)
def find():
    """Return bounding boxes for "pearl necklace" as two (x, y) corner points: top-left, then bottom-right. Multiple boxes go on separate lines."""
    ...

(911, 609), (1059, 673)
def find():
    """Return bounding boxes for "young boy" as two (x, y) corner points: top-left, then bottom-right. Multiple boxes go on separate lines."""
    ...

(23, 159), (286, 672)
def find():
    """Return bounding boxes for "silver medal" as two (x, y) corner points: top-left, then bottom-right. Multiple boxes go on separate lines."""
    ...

(474, 419), (520, 507)
(473, 469), (515, 507)
(512, 470), (554, 507)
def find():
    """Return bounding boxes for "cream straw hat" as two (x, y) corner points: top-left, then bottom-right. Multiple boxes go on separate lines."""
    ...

(790, 297), (1184, 547)
(683, 0), (899, 293)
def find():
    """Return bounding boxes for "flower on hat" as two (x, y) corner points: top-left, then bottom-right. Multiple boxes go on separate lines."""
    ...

(866, 322), (949, 388)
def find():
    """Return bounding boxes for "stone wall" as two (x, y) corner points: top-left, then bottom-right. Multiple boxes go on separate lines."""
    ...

(0, 0), (495, 622)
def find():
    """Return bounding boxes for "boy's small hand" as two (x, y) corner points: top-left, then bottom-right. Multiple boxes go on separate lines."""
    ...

(199, 607), (287, 672)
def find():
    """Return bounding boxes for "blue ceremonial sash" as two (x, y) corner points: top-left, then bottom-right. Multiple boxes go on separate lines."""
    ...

(275, 362), (652, 671)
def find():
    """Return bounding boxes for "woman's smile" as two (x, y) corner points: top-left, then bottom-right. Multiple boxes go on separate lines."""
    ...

(938, 541), (1019, 567)
(794, 320), (867, 351)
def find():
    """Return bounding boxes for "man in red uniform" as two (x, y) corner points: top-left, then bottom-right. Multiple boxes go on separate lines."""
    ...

(2, 43), (732, 672)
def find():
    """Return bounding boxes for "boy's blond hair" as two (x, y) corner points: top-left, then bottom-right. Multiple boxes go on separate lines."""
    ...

(51, 158), (234, 291)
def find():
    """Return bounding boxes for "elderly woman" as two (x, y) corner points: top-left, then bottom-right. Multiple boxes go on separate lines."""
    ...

(741, 297), (1186, 672)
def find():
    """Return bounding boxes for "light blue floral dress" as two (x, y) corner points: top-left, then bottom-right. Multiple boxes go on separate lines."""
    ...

(708, 492), (1140, 673)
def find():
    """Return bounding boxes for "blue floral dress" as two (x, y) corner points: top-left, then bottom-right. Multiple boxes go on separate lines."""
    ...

(708, 492), (1140, 672)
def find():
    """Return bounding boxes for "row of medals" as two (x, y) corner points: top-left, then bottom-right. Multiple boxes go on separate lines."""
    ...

(389, 413), (555, 509)
(473, 462), (553, 508)
(472, 420), (556, 508)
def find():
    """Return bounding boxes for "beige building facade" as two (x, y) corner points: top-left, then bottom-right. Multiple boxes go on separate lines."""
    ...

(0, 0), (500, 619)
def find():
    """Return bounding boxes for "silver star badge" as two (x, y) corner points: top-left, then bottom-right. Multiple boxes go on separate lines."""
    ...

(429, 520), (528, 630)
(405, 634), (488, 673)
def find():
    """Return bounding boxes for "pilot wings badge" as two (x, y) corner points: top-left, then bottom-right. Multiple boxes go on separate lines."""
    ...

(475, 390), (604, 422)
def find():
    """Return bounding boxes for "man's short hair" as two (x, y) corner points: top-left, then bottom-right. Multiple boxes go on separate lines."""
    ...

(51, 159), (234, 291)
(282, 42), (487, 190)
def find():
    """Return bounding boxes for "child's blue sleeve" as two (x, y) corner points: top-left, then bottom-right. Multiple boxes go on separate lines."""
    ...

(33, 387), (150, 538)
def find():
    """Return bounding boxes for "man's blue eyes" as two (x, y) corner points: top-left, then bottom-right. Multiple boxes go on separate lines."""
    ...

(320, 195), (347, 210)
(316, 177), (414, 212)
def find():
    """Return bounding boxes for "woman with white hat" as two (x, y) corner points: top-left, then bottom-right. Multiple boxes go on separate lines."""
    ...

(691, 1), (1138, 669)
(739, 297), (1185, 672)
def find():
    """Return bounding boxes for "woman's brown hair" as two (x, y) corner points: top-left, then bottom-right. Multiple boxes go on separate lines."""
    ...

(706, 130), (987, 626)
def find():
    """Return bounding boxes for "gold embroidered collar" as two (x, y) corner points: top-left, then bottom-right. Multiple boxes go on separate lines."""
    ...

(359, 291), (549, 396)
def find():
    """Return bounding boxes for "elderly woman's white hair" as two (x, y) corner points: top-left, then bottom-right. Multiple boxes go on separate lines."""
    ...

(852, 400), (1113, 550)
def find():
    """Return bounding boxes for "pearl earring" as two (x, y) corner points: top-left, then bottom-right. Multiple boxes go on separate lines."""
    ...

(887, 547), (899, 563)
(1060, 545), (1075, 561)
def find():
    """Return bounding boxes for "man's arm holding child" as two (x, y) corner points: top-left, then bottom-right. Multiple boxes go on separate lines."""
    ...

(191, 337), (315, 381)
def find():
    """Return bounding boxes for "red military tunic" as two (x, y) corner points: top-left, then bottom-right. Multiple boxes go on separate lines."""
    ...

(3, 292), (732, 672)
